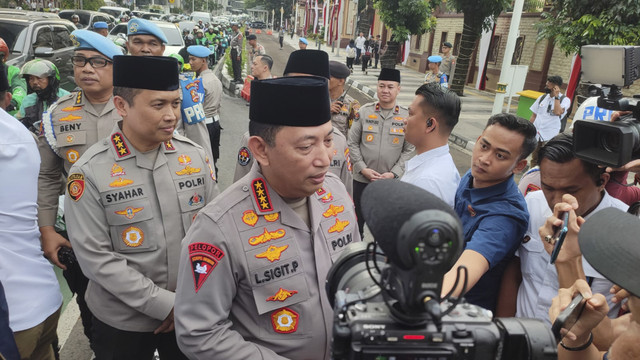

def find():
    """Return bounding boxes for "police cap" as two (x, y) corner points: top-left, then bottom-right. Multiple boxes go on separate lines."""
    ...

(428, 55), (443, 63)
(93, 21), (108, 29)
(70, 29), (122, 60)
(187, 45), (211, 58)
(127, 18), (168, 44)
(329, 61), (350, 79)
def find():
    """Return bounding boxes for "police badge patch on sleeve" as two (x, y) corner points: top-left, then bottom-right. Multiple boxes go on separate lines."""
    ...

(189, 242), (225, 293)
(238, 146), (251, 166)
(67, 173), (85, 201)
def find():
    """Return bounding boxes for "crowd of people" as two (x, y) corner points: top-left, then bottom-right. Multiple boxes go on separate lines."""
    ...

(1, 18), (640, 360)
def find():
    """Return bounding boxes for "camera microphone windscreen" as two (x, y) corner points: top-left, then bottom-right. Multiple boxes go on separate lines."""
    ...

(579, 207), (640, 297)
(361, 179), (459, 265)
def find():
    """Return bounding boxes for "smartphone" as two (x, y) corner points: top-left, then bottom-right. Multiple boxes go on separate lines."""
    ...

(552, 293), (587, 342)
(549, 212), (569, 264)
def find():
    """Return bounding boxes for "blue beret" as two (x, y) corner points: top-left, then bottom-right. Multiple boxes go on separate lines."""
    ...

(93, 21), (108, 29)
(70, 29), (123, 60)
(299, 37), (308, 45)
(428, 55), (443, 63)
(187, 45), (211, 58)
(127, 18), (168, 44)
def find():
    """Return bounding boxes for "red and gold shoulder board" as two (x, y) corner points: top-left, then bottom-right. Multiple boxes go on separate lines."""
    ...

(111, 132), (131, 158)
(164, 140), (176, 151)
(252, 178), (273, 212)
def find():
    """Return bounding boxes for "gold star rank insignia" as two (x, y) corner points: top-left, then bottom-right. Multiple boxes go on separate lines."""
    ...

(251, 178), (273, 212)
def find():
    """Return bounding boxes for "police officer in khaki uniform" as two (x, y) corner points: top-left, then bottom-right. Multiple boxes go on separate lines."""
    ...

(64, 56), (218, 360)
(175, 76), (360, 359)
(126, 18), (214, 163)
(440, 42), (456, 83)
(329, 61), (359, 138)
(230, 23), (243, 83)
(347, 68), (415, 236)
(234, 51), (353, 194)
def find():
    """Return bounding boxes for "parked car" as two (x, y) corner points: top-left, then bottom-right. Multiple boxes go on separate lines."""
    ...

(0, 8), (60, 18)
(59, 9), (115, 30)
(251, 21), (266, 29)
(108, 20), (185, 56)
(190, 11), (211, 24)
(0, 14), (77, 91)
(98, 6), (131, 22)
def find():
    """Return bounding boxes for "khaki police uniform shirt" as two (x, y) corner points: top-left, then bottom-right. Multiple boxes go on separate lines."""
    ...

(230, 30), (243, 53)
(331, 93), (360, 138)
(64, 124), (219, 332)
(233, 128), (353, 195)
(440, 54), (456, 78)
(347, 102), (415, 183)
(175, 164), (360, 360)
(200, 69), (222, 118)
(37, 91), (121, 227)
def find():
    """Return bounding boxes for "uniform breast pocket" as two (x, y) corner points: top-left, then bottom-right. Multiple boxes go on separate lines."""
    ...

(387, 127), (405, 147)
(109, 219), (158, 253)
(176, 177), (207, 231)
(57, 131), (87, 164)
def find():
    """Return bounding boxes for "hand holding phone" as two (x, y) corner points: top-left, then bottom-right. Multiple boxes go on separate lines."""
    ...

(550, 212), (569, 264)
(552, 293), (587, 342)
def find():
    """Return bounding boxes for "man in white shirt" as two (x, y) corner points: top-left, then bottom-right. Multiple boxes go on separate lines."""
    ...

(0, 62), (62, 360)
(499, 133), (625, 325)
(354, 32), (366, 65)
(401, 83), (461, 207)
(529, 75), (571, 166)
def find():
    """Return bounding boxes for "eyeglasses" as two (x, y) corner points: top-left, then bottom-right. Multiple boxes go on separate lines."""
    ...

(71, 55), (112, 68)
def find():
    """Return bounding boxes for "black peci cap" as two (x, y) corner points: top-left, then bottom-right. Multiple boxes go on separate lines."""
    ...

(378, 68), (400, 83)
(113, 56), (179, 91)
(329, 61), (350, 79)
(250, 76), (330, 127)
(283, 50), (330, 79)
(443, 42), (452, 48)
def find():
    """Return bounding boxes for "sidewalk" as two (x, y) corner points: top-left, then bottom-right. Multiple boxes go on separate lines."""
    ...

(279, 32), (519, 151)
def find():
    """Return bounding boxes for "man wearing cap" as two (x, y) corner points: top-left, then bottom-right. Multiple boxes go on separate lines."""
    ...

(175, 76), (360, 360)
(328, 60), (359, 138)
(424, 55), (448, 88)
(188, 45), (223, 173)
(529, 75), (571, 167)
(229, 23), (243, 83)
(126, 18), (168, 56)
(348, 68), (415, 237)
(93, 21), (109, 37)
(298, 37), (308, 50)
(251, 54), (273, 80)
(195, 28), (210, 47)
(64, 55), (218, 359)
(37, 30), (123, 342)
(246, 34), (265, 75)
(440, 42), (456, 83)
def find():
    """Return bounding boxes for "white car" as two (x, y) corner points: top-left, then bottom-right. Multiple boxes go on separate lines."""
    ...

(108, 20), (185, 56)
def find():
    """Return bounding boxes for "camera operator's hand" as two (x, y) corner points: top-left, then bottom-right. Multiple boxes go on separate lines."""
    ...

(610, 111), (632, 123)
(550, 279), (609, 343)
(605, 159), (640, 174)
(539, 194), (585, 262)
(330, 100), (344, 114)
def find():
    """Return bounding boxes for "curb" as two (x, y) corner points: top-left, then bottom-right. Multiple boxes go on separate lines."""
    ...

(216, 52), (246, 97)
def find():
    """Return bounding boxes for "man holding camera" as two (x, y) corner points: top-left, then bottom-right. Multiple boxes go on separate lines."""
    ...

(529, 75), (571, 167)
(175, 76), (360, 360)
(498, 133), (625, 323)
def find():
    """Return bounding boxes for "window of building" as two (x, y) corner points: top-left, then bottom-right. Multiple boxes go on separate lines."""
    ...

(487, 35), (501, 64)
(453, 33), (462, 56)
(415, 34), (422, 50)
(511, 36), (525, 65)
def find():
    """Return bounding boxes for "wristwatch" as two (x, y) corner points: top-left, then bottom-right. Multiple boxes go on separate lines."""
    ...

(555, 96), (560, 100)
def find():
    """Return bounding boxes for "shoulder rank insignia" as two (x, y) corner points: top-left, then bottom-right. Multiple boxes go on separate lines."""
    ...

(238, 146), (251, 166)
(267, 288), (298, 302)
(316, 187), (326, 196)
(252, 178), (273, 212)
(374, 103), (380, 112)
(394, 105), (400, 114)
(255, 244), (289, 262)
(264, 213), (279, 222)
(206, 156), (216, 181)
(111, 133), (131, 158)
(67, 173), (85, 202)
(323, 204), (344, 218)
(188, 242), (225, 293)
(164, 140), (175, 151)
(344, 148), (352, 171)
(115, 206), (144, 220)
(242, 210), (259, 226)
(271, 308), (299, 333)
(249, 228), (286, 246)
(75, 90), (83, 105)
(328, 218), (349, 233)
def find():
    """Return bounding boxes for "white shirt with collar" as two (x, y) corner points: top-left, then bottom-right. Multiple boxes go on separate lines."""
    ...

(516, 189), (627, 326)
(354, 36), (366, 50)
(400, 144), (460, 208)
(530, 93), (571, 142)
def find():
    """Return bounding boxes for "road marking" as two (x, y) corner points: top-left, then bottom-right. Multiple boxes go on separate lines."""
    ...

(57, 294), (79, 349)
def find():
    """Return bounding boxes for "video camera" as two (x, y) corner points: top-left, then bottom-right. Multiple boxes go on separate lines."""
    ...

(574, 45), (640, 167)
(325, 180), (557, 360)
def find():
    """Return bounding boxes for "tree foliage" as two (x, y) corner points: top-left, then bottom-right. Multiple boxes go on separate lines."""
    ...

(373, 0), (436, 43)
(244, 0), (292, 26)
(537, 0), (640, 55)
(59, 0), (104, 10)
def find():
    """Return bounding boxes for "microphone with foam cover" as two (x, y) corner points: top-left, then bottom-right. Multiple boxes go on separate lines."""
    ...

(361, 179), (461, 268)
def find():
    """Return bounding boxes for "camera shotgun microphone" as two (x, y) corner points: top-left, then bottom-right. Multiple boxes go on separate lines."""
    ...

(362, 180), (464, 324)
